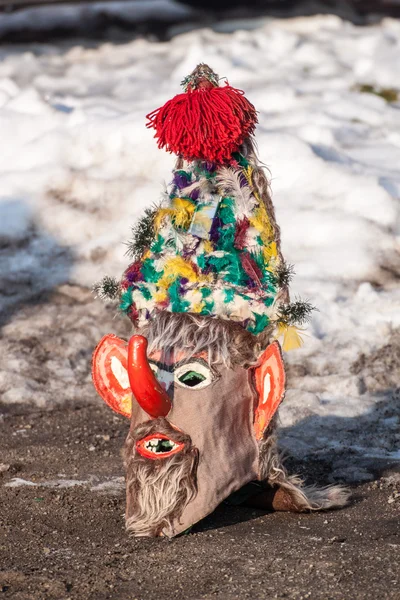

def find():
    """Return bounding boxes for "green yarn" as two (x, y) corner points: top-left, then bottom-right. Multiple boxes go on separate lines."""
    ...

(141, 258), (161, 284)
(200, 299), (214, 315)
(217, 224), (235, 251)
(248, 313), (270, 335)
(197, 253), (207, 270)
(200, 287), (212, 298)
(207, 248), (248, 287)
(199, 287), (214, 314)
(151, 234), (165, 254)
(224, 261), (247, 286)
(193, 164), (216, 180)
(224, 288), (235, 304)
(175, 170), (191, 178)
(218, 197), (236, 226)
(119, 287), (133, 313)
(232, 152), (249, 167)
(169, 280), (190, 313)
(137, 284), (152, 301)
(263, 295), (275, 308)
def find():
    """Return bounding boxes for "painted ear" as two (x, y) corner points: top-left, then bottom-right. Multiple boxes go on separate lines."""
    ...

(92, 334), (132, 418)
(253, 341), (286, 440)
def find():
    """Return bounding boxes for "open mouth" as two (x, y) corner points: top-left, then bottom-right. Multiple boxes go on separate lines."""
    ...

(136, 433), (185, 460)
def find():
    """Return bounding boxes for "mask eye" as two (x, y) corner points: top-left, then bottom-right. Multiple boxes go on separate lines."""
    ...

(174, 361), (213, 390)
(149, 361), (174, 392)
(149, 362), (159, 376)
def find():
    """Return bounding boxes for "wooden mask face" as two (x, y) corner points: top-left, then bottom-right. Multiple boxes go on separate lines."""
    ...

(93, 335), (285, 537)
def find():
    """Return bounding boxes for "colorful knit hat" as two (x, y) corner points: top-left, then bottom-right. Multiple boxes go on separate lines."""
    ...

(98, 65), (312, 343)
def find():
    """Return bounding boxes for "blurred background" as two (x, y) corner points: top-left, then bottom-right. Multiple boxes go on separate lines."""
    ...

(1, 0), (399, 460)
(0, 1), (399, 597)
(1, 0), (400, 42)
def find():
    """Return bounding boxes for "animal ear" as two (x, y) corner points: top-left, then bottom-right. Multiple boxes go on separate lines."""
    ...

(92, 334), (132, 418)
(253, 341), (286, 440)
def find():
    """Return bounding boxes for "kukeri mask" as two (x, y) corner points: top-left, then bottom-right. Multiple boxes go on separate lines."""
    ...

(92, 334), (285, 537)
(91, 63), (348, 537)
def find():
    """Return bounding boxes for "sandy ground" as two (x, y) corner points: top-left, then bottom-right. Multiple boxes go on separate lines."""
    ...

(1, 401), (399, 600)
(1, 287), (399, 600)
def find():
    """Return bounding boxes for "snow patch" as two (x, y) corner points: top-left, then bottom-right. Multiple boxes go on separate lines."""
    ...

(5, 475), (125, 493)
(0, 14), (399, 475)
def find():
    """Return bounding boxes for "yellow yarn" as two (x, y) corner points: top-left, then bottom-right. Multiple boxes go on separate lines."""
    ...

(142, 249), (151, 260)
(191, 302), (204, 314)
(203, 239), (213, 253)
(243, 165), (275, 245)
(243, 166), (254, 187)
(154, 208), (173, 232)
(276, 323), (304, 352)
(250, 202), (274, 245)
(171, 198), (196, 229)
(154, 289), (168, 303)
(158, 256), (198, 289)
(263, 241), (278, 261)
(154, 198), (196, 232)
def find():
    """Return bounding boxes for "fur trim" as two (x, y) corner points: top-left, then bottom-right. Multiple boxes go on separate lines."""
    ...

(258, 417), (350, 512)
(138, 311), (271, 368)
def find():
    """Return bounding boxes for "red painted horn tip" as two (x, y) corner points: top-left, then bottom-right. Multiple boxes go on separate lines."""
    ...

(129, 334), (147, 347)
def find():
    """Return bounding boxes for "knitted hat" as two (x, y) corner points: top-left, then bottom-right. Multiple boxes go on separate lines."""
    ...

(98, 65), (312, 342)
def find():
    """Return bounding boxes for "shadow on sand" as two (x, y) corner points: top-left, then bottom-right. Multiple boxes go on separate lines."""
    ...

(195, 390), (399, 533)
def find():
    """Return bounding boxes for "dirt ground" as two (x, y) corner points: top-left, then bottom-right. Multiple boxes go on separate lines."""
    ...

(1, 402), (399, 600)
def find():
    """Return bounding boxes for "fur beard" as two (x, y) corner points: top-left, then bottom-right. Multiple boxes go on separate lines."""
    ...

(258, 416), (350, 511)
(124, 418), (198, 537)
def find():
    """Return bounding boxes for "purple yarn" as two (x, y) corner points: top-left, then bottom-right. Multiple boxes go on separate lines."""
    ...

(209, 216), (222, 244)
(189, 188), (200, 201)
(177, 278), (187, 295)
(239, 173), (248, 188)
(203, 161), (216, 173)
(247, 278), (258, 290)
(172, 172), (190, 189)
(125, 261), (143, 283)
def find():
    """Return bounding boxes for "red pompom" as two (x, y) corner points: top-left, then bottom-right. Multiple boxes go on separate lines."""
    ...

(146, 84), (258, 164)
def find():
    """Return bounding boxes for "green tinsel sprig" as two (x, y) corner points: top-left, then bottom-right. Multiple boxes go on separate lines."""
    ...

(277, 298), (316, 326)
(93, 276), (119, 301)
(275, 262), (295, 287)
(125, 206), (158, 260)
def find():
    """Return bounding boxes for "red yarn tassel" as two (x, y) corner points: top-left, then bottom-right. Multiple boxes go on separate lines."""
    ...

(146, 84), (258, 164)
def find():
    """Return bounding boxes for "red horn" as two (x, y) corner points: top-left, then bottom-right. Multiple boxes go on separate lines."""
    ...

(127, 335), (171, 418)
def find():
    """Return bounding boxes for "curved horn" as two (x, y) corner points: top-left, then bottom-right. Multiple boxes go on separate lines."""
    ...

(127, 335), (172, 418)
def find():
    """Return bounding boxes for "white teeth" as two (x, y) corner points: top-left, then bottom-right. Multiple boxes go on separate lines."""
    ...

(144, 438), (178, 453)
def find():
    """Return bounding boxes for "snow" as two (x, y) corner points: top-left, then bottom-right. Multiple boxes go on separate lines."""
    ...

(5, 475), (125, 493)
(0, 13), (399, 481)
